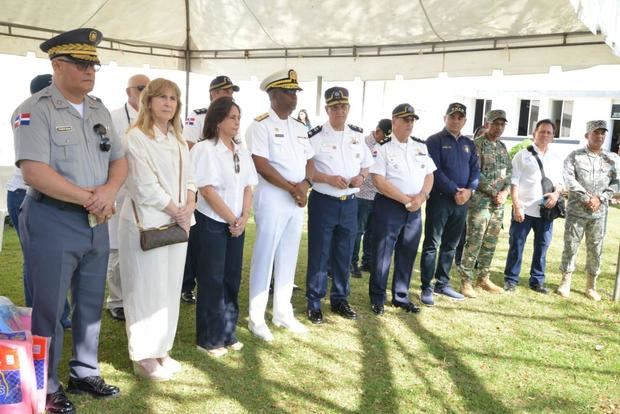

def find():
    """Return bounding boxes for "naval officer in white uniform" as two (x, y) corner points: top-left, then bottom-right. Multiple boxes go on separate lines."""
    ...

(246, 69), (314, 341)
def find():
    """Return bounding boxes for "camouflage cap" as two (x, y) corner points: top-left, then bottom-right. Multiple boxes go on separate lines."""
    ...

(485, 109), (507, 123)
(586, 120), (608, 134)
(445, 102), (466, 116)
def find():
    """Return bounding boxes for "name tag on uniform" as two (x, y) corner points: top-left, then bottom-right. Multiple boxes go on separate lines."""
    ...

(321, 143), (337, 152)
(442, 145), (452, 149)
(500, 168), (506, 177)
(56, 126), (72, 132)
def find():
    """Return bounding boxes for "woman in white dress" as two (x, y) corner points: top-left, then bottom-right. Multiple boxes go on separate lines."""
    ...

(192, 97), (257, 357)
(118, 78), (196, 380)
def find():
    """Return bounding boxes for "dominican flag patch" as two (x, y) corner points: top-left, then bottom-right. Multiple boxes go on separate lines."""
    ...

(185, 117), (195, 126)
(13, 113), (30, 128)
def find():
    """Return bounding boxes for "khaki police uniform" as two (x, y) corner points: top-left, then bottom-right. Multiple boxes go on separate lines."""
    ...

(14, 82), (123, 393)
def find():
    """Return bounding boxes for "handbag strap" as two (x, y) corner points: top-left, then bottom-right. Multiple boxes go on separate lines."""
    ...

(527, 145), (550, 194)
(132, 138), (184, 230)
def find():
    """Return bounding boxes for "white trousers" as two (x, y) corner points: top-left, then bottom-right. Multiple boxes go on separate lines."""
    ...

(118, 217), (187, 361)
(105, 249), (123, 309)
(249, 187), (304, 325)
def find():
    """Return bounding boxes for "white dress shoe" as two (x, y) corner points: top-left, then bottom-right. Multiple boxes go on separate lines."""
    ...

(158, 355), (182, 374)
(272, 317), (309, 334)
(248, 321), (274, 342)
(133, 360), (172, 381)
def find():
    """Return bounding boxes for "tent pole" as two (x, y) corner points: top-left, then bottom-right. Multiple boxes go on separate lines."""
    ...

(184, 0), (191, 119)
(315, 76), (322, 117)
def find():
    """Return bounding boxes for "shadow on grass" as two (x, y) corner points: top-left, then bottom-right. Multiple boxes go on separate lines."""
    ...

(355, 314), (399, 413)
(399, 315), (513, 414)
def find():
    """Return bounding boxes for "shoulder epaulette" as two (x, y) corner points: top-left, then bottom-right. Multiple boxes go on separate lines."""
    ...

(88, 95), (102, 103)
(379, 136), (392, 145)
(308, 125), (323, 138)
(348, 124), (363, 133)
(194, 108), (208, 115)
(254, 112), (269, 122)
(410, 136), (425, 144)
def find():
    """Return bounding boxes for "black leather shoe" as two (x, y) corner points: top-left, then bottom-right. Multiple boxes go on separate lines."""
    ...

(330, 302), (357, 320)
(530, 284), (549, 295)
(67, 376), (120, 399)
(181, 290), (197, 304)
(392, 301), (421, 313)
(504, 282), (517, 292)
(46, 386), (75, 414)
(360, 263), (371, 272)
(108, 307), (125, 321)
(351, 263), (362, 278)
(371, 304), (384, 315)
(307, 309), (323, 324)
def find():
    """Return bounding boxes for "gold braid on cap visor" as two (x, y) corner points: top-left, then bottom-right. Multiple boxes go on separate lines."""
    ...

(267, 78), (300, 89)
(48, 43), (99, 61)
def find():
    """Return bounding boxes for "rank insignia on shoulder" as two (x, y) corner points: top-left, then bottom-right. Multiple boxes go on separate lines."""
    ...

(194, 108), (208, 115)
(88, 95), (102, 103)
(308, 125), (323, 138)
(379, 137), (391, 145)
(348, 124), (363, 133)
(254, 112), (269, 122)
(410, 136), (425, 144)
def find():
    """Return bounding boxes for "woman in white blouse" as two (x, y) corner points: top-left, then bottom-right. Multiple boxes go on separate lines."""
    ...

(191, 97), (257, 357)
(118, 78), (196, 380)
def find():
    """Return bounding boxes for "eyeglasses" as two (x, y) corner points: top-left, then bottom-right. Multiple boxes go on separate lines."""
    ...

(233, 150), (240, 174)
(129, 85), (146, 92)
(93, 123), (111, 152)
(279, 89), (298, 96)
(56, 58), (101, 72)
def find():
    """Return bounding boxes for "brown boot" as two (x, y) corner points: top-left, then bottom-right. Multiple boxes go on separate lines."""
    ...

(476, 275), (504, 294)
(585, 274), (601, 301)
(460, 279), (477, 298)
(556, 273), (572, 298)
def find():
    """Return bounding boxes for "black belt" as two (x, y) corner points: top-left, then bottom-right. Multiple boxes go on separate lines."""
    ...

(313, 190), (355, 201)
(36, 194), (87, 213)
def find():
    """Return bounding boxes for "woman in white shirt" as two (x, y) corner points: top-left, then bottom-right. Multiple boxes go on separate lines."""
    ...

(191, 97), (257, 357)
(118, 78), (196, 380)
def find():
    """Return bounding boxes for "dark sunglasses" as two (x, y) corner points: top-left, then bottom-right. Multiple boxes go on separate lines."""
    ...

(129, 85), (146, 92)
(279, 89), (298, 96)
(93, 123), (111, 152)
(56, 58), (101, 72)
(233, 151), (240, 174)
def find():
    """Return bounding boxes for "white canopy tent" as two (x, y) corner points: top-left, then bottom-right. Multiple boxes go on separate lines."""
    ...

(1, 0), (619, 81)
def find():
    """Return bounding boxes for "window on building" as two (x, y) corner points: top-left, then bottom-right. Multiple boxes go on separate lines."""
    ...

(473, 99), (492, 131)
(550, 100), (573, 138)
(517, 99), (540, 136)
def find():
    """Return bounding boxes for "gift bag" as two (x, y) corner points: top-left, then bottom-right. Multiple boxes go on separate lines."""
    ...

(0, 334), (37, 414)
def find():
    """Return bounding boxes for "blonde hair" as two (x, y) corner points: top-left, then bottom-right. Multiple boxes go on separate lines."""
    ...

(133, 78), (184, 142)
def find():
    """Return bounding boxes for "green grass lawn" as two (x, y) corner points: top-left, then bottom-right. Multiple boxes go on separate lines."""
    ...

(1, 208), (619, 414)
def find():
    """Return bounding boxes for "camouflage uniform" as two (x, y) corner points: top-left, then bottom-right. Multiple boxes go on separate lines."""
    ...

(560, 147), (619, 276)
(459, 134), (512, 281)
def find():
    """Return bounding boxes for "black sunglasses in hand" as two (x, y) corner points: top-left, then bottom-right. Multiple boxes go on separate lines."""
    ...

(93, 123), (111, 152)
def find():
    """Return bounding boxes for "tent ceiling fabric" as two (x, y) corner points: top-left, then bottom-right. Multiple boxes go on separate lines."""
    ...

(0, 0), (619, 80)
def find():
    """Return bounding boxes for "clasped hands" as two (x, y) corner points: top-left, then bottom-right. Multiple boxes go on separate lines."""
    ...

(164, 201), (195, 235)
(402, 193), (426, 212)
(584, 194), (602, 212)
(288, 180), (311, 207)
(83, 185), (117, 225)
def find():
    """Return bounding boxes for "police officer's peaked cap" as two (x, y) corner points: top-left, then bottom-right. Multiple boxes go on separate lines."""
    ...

(30, 74), (52, 94)
(485, 109), (507, 123)
(586, 120), (607, 134)
(40, 28), (102, 64)
(445, 102), (466, 116)
(324, 87), (349, 106)
(260, 69), (302, 92)
(210, 75), (240, 92)
(392, 103), (419, 120)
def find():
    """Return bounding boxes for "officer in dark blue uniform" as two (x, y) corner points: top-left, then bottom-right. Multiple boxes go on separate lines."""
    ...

(13, 28), (125, 413)
(368, 104), (436, 314)
(305, 87), (373, 323)
(419, 103), (480, 306)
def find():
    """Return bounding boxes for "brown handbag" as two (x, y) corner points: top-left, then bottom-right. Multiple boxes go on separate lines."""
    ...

(131, 141), (189, 251)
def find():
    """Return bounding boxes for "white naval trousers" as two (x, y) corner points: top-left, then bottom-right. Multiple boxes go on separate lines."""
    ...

(249, 184), (304, 325)
(118, 216), (187, 361)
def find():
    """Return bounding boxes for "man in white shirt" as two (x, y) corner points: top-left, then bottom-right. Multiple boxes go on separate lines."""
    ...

(305, 86), (373, 323)
(503, 119), (563, 294)
(106, 74), (150, 321)
(247, 69), (313, 341)
(369, 104), (435, 314)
